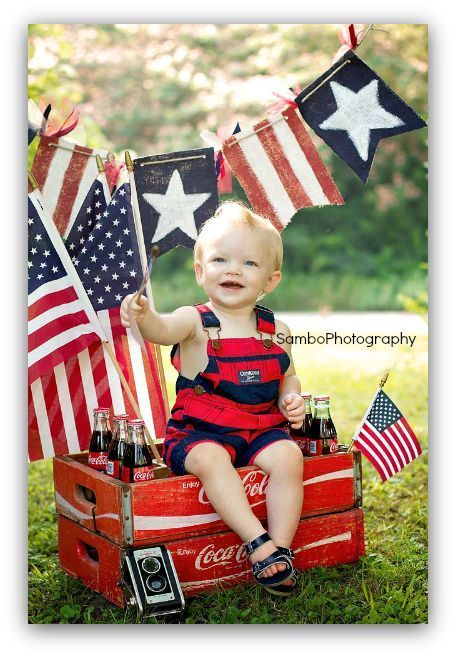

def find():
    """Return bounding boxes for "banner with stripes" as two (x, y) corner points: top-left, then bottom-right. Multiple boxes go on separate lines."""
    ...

(31, 135), (109, 238)
(222, 107), (344, 231)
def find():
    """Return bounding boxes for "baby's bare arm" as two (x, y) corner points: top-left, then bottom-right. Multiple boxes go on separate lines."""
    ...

(120, 295), (198, 346)
(276, 320), (305, 429)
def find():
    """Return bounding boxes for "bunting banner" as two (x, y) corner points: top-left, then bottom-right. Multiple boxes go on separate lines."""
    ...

(222, 107), (344, 232)
(295, 50), (427, 182)
(132, 148), (219, 256)
(30, 135), (109, 237)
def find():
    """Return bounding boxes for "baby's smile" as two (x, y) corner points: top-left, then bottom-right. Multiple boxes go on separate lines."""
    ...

(220, 280), (245, 289)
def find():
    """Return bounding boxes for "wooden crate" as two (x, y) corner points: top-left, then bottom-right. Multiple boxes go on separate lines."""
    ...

(54, 450), (362, 546)
(58, 508), (365, 605)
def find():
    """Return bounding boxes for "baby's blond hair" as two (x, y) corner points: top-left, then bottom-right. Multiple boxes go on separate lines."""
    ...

(194, 201), (283, 271)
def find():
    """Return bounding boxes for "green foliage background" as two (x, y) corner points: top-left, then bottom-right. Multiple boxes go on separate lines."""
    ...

(28, 24), (428, 312)
(27, 24), (428, 624)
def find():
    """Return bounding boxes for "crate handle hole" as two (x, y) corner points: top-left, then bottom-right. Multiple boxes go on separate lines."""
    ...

(75, 484), (97, 506)
(77, 540), (100, 564)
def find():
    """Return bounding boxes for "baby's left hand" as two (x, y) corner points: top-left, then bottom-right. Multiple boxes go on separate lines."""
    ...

(281, 393), (305, 430)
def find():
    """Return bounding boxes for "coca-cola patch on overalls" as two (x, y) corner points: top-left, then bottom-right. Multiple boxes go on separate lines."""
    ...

(163, 304), (294, 475)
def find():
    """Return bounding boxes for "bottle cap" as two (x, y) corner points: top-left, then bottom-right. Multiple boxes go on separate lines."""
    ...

(94, 407), (110, 415)
(301, 392), (312, 399)
(128, 419), (145, 427)
(113, 414), (129, 421)
(314, 395), (330, 402)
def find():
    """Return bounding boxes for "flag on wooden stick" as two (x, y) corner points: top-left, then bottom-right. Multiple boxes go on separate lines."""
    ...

(65, 169), (111, 258)
(28, 188), (106, 385)
(222, 107), (344, 232)
(353, 388), (422, 481)
(28, 180), (168, 462)
(71, 177), (168, 443)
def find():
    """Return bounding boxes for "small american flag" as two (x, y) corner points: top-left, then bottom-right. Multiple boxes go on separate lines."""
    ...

(353, 389), (422, 481)
(31, 135), (109, 237)
(28, 189), (105, 385)
(222, 107), (344, 232)
(73, 179), (167, 441)
(65, 171), (111, 255)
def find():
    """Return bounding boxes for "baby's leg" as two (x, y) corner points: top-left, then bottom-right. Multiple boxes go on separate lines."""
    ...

(185, 442), (282, 577)
(252, 440), (304, 578)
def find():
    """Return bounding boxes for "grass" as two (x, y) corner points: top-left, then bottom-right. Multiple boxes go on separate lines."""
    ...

(28, 313), (428, 624)
(152, 268), (428, 313)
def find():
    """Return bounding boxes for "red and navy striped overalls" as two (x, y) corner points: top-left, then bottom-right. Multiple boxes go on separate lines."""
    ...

(163, 303), (294, 475)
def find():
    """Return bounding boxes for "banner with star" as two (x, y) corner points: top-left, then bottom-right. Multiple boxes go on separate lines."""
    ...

(133, 148), (219, 256)
(294, 50), (427, 182)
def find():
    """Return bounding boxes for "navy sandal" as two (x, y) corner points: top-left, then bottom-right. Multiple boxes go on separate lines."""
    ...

(244, 533), (294, 589)
(263, 547), (297, 597)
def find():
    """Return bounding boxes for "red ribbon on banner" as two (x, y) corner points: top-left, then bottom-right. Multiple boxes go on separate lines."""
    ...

(266, 86), (303, 115)
(38, 98), (80, 138)
(332, 24), (366, 62)
(104, 155), (126, 193)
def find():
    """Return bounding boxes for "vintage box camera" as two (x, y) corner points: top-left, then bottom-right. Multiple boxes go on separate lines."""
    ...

(122, 545), (185, 619)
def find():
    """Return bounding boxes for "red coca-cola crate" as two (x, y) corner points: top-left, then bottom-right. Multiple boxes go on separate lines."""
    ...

(54, 450), (362, 546)
(57, 507), (365, 605)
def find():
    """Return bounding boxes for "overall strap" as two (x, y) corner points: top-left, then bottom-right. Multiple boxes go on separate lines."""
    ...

(255, 304), (275, 349)
(194, 304), (222, 350)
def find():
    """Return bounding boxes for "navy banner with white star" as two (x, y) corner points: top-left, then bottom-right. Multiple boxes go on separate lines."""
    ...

(295, 50), (427, 182)
(133, 148), (219, 256)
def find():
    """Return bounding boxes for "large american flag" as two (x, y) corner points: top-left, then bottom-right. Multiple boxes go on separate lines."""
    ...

(28, 189), (105, 385)
(27, 179), (168, 462)
(30, 135), (109, 238)
(221, 107), (344, 231)
(353, 389), (422, 481)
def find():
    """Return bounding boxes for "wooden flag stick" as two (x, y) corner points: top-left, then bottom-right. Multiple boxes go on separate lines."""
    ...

(125, 151), (170, 420)
(347, 371), (390, 453)
(28, 170), (38, 190)
(102, 340), (164, 463)
(135, 245), (159, 304)
(95, 154), (105, 172)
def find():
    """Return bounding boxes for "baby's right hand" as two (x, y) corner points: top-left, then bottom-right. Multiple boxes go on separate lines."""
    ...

(120, 294), (149, 328)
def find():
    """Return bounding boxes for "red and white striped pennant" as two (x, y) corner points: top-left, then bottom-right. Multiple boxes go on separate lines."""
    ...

(222, 107), (344, 231)
(31, 135), (109, 238)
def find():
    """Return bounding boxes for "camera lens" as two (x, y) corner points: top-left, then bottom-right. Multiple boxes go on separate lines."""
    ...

(141, 557), (161, 574)
(146, 575), (167, 593)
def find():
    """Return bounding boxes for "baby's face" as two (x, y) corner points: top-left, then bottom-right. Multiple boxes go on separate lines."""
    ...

(194, 225), (281, 309)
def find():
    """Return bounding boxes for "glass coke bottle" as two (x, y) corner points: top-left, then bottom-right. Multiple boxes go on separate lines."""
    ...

(121, 419), (154, 483)
(107, 414), (129, 479)
(289, 393), (312, 456)
(88, 408), (112, 472)
(308, 395), (338, 456)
